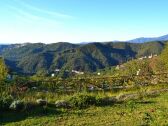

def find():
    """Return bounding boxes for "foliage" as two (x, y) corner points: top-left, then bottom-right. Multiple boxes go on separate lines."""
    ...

(55, 100), (70, 108)
(69, 93), (96, 108)
(160, 43), (168, 71)
(0, 58), (8, 80)
(36, 99), (47, 106)
(0, 41), (166, 75)
(115, 59), (153, 77)
(9, 100), (24, 111)
(36, 69), (48, 77)
(0, 93), (13, 110)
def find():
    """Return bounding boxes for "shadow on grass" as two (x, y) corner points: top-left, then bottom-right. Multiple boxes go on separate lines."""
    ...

(136, 100), (156, 104)
(0, 105), (63, 125)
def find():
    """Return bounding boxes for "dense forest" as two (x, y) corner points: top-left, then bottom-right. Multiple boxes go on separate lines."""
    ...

(0, 41), (166, 76)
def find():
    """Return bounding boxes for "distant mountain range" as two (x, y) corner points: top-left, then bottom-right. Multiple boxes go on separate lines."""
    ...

(128, 34), (168, 43)
(0, 41), (167, 75)
(77, 34), (168, 44)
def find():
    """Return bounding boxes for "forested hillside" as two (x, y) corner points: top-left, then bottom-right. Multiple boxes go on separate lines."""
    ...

(0, 41), (166, 75)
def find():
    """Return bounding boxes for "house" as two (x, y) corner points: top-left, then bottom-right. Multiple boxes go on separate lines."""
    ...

(138, 57), (144, 60)
(148, 54), (153, 59)
(138, 54), (156, 60)
(97, 72), (101, 75)
(138, 56), (147, 60)
(115, 65), (125, 70)
(51, 73), (55, 77)
(136, 69), (141, 76)
(88, 85), (94, 91)
(55, 69), (60, 72)
(32, 87), (37, 90)
(148, 54), (158, 59)
(115, 65), (120, 70)
(72, 70), (84, 75)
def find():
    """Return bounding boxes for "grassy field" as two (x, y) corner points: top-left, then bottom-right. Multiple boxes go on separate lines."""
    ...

(1, 90), (168, 126)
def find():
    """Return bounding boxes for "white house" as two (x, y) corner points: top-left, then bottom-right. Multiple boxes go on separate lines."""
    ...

(148, 54), (153, 59)
(55, 69), (60, 72)
(136, 69), (141, 76)
(115, 65), (125, 70)
(51, 73), (55, 77)
(72, 70), (84, 75)
(138, 57), (144, 60)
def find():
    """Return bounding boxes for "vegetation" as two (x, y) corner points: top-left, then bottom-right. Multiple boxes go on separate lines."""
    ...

(68, 93), (97, 109)
(0, 41), (166, 75)
(0, 58), (8, 80)
(0, 41), (168, 125)
(160, 43), (168, 71)
(0, 90), (168, 126)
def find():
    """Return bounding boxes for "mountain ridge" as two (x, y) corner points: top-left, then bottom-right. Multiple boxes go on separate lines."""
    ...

(128, 34), (168, 43)
(0, 41), (166, 75)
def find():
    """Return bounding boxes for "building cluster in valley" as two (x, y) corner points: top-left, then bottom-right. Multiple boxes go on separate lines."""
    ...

(138, 54), (157, 60)
(51, 69), (84, 77)
(51, 54), (158, 77)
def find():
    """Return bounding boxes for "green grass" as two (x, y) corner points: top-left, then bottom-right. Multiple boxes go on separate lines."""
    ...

(1, 91), (168, 126)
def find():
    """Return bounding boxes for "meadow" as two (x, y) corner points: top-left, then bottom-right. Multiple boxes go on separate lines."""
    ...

(1, 80), (168, 126)
(1, 92), (168, 126)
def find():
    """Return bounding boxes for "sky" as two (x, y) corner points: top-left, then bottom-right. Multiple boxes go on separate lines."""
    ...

(0, 0), (168, 44)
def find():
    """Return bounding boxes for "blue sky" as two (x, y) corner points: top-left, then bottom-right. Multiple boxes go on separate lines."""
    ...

(0, 0), (168, 43)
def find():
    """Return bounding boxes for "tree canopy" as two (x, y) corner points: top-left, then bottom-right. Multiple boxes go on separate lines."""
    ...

(0, 58), (8, 80)
(160, 43), (168, 71)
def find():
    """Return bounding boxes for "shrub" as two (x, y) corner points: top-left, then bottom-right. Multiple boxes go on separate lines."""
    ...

(9, 100), (24, 111)
(55, 100), (70, 108)
(0, 94), (13, 110)
(69, 93), (96, 109)
(36, 99), (47, 106)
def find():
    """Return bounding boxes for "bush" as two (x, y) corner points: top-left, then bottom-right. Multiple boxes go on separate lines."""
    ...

(9, 100), (24, 111)
(0, 94), (13, 110)
(69, 93), (96, 109)
(36, 99), (47, 106)
(55, 100), (70, 108)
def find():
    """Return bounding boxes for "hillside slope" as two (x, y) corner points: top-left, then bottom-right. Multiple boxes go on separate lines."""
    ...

(0, 41), (166, 74)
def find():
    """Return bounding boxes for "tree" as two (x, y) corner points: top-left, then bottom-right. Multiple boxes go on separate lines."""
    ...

(36, 69), (48, 77)
(159, 43), (168, 72)
(117, 59), (153, 76)
(0, 58), (8, 80)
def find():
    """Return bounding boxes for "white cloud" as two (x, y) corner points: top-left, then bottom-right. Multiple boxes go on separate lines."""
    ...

(8, 5), (63, 25)
(12, 0), (73, 19)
